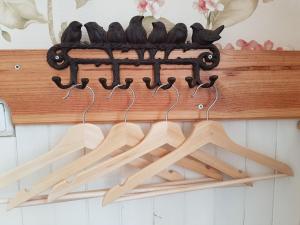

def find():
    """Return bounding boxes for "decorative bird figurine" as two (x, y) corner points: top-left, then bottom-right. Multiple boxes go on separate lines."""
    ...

(148, 21), (167, 44)
(191, 23), (224, 45)
(84, 22), (107, 44)
(107, 22), (126, 43)
(61, 21), (82, 43)
(166, 23), (187, 44)
(125, 15), (147, 44)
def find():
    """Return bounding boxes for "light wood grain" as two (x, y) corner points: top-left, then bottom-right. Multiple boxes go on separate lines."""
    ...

(0, 50), (299, 124)
(0, 174), (284, 208)
(0, 123), (103, 189)
(8, 121), (186, 208)
(0, 122), (298, 224)
(102, 120), (293, 205)
(0, 178), (215, 207)
(150, 148), (223, 180)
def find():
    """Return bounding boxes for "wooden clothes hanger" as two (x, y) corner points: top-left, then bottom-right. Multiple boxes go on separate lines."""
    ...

(7, 85), (180, 209)
(43, 83), (190, 202)
(8, 84), (215, 209)
(0, 85), (104, 189)
(102, 82), (293, 205)
(46, 81), (250, 202)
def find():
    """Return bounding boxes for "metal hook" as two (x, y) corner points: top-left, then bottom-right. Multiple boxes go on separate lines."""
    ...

(192, 83), (218, 120)
(107, 84), (136, 123)
(143, 76), (176, 90)
(191, 83), (205, 97)
(186, 74), (219, 89)
(52, 76), (89, 90)
(99, 78), (133, 90)
(51, 62), (89, 90)
(63, 84), (95, 123)
(153, 82), (180, 121)
(206, 84), (218, 120)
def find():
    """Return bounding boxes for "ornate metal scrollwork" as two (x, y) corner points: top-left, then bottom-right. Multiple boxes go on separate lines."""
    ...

(47, 16), (223, 90)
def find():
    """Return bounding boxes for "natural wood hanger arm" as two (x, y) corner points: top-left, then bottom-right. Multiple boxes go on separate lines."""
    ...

(0, 123), (103, 189)
(148, 148), (223, 180)
(102, 120), (293, 205)
(190, 151), (249, 179)
(8, 121), (186, 208)
(112, 149), (184, 181)
(209, 121), (293, 176)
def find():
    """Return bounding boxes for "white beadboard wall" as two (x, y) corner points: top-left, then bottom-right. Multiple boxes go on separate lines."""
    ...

(0, 121), (299, 225)
(0, 1), (300, 225)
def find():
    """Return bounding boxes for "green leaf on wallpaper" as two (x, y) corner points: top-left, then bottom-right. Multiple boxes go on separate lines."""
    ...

(1, 30), (11, 42)
(75, 0), (89, 9)
(0, 0), (46, 29)
(211, 0), (259, 29)
(143, 16), (175, 35)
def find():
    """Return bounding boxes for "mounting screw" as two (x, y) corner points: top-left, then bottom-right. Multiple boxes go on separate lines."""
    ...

(54, 55), (60, 60)
(197, 104), (204, 110)
(208, 54), (213, 60)
(14, 64), (21, 70)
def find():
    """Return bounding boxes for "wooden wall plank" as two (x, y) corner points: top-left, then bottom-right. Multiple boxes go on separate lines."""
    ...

(213, 121), (247, 225)
(0, 50), (299, 124)
(86, 124), (122, 225)
(244, 120), (277, 225)
(15, 125), (56, 225)
(48, 125), (89, 225)
(273, 120), (300, 225)
(0, 137), (23, 225)
(0, 204), (23, 225)
(150, 122), (186, 225)
(183, 122), (215, 225)
(153, 193), (185, 225)
(0, 121), (299, 225)
(84, 124), (123, 225)
(121, 123), (154, 225)
(121, 199), (154, 225)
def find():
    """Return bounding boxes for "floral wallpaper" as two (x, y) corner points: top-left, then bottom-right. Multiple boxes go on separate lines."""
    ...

(135, 0), (285, 50)
(0, 0), (46, 41)
(0, 0), (299, 50)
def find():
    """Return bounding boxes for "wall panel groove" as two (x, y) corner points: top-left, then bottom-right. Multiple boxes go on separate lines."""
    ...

(0, 120), (299, 225)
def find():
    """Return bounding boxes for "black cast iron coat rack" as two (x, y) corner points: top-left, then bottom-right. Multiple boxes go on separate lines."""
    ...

(47, 16), (223, 90)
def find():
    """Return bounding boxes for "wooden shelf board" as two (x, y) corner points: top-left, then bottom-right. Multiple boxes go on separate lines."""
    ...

(0, 49), (299, 124)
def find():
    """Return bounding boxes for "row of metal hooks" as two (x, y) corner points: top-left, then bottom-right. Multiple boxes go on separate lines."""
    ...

(48, 43), (220, 90)
(52, 74), (218, 91)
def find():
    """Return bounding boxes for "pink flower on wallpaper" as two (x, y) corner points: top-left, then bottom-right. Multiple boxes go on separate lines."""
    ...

(193, 0), (208, 13)
(237, 39), (281, 50)
(264, 40), (274, 50)
(136, 0), (165, 18)
(223, 43), (234, 50)
(137, 0), (148, 14)
(218, 39), (285, 51)
(193, 0), (224, 13)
